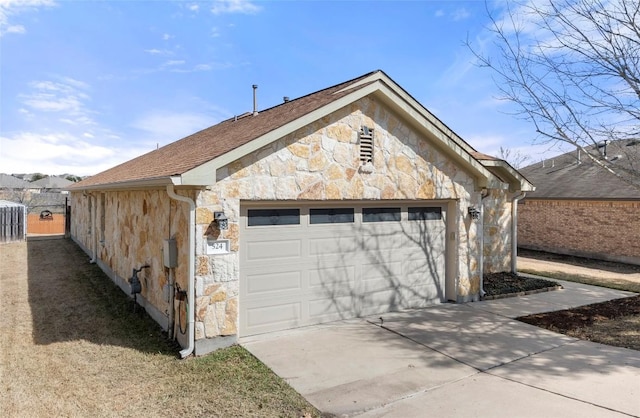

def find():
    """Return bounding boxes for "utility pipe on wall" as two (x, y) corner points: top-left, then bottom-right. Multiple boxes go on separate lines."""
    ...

(511, 192), (527, 273)
(166, 184), (196, 359)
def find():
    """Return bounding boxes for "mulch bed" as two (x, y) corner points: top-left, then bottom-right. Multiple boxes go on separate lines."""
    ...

(483, 272), (560, 298)
(519, 295), (640, 329)
(483, 269), (640, 350)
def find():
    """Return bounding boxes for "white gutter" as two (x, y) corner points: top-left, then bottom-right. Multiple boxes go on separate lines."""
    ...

(478, 189), (490, 298)
(166, 183), (196, 358)
(511, 192), (527, 273)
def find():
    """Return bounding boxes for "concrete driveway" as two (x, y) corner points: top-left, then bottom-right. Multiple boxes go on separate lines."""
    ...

(242, 281), (639, 417)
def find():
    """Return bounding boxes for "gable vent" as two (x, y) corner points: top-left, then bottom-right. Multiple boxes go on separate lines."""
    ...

(359, 126), (374, 164)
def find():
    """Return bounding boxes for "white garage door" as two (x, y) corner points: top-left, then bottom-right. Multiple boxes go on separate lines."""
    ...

(239, 202), (448, 336)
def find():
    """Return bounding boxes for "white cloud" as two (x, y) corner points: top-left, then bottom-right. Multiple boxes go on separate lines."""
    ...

(452, 7), (470, 21)
(19, 78), (95, 125)
(167, 62), (229, 73)
(210, 0), (261, 15)
(0, 0), (56, 37)
(211, 27), (220, 37)
(162, 33), (172, 40)
(162, 59), (185, 67)
(434, 10), (444, 18)
(4, 23), (23, 33)
(144, 48), (173, 56)
(130, 112), (214, 145)
(0, 131), (141, 176)
(188, 4), (199, 12)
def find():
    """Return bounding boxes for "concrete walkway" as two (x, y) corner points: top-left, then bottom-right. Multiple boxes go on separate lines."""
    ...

(242, 281), (639, 417)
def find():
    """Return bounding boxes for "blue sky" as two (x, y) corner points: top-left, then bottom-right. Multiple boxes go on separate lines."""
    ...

(1, 0), (569, 176)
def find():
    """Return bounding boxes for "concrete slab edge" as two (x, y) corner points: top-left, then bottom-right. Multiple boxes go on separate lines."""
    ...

(482, 285), (563, 301)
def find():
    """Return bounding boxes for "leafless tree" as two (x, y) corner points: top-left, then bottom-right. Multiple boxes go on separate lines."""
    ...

(469, 0), (640, 184)
(499, 146), (531, 168)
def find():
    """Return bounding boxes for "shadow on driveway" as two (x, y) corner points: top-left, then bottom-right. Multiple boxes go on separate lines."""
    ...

(244, 300), (640, 417)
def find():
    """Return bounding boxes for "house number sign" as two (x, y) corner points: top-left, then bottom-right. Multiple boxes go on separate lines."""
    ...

(206, 239), (230, 255)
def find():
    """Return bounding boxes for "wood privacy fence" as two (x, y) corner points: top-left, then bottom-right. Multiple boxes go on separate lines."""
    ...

(0, 205), (26, 242)
(28, 212), (67, 235)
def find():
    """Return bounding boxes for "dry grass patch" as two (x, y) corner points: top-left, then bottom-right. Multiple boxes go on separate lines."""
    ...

(0, 239), (319, 418)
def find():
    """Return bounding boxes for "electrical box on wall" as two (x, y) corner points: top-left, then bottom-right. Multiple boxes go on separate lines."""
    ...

(163, 239), (177, 268)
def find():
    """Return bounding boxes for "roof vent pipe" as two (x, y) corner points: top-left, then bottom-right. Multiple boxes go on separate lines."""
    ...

(283, 96), (289, 103)
(252, 84), (258, 116)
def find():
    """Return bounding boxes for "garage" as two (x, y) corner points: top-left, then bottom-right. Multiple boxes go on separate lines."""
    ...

(239, 202), (451, 336)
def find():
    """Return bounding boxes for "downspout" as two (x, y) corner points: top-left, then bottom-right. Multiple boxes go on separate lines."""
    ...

(511, 192), (527, 273)
(478, 188), (490, 298)
(166, 184), (196, 359)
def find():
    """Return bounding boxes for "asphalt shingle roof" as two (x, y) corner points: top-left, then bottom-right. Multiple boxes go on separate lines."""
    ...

(71, 71), (380, 189)
(0, 174), (30, 189)
(31, 176), (74, 189)
(519, 140), (640, 199)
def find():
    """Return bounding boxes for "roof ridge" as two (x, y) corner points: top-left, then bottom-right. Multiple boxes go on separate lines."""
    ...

(222, 70), (382, 123)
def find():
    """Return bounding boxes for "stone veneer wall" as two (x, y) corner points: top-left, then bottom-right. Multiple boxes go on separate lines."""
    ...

(483, 189), (513, 273)
(70, 96), (513, 353)
(70, 189), (193, 345)
(519, 199), (640, 265)
(193, 97), (487, 344)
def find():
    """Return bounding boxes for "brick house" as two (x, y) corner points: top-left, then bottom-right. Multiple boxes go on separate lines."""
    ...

(68, 70), (533, 356)
(518, 140), (640, 265)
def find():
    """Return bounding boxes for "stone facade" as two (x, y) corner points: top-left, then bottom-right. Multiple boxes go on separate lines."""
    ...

(194, 97), (486, 342)
(71, 189), (193, 346)
(483, 189), (513, 273)
(519, 199), (640, 265)
(70, 96), (516, 354)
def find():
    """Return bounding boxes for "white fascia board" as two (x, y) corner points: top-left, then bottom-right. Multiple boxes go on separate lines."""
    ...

(67, 176), (174, 192)
(481, 160), (536, 192)
(182, 79), (499, 190)
(347, 72), (477, 156)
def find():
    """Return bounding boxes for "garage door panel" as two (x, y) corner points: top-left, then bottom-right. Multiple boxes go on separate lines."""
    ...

(240, 203), (448, 336)
(244, 301), (302, 331)
(360, 289), (406, 314)
(309, 265), (356, 290)
(401, 281), (443, 301)
(405, 256), (445, 275)
(246, 239), (302, 261)
(309, 236), (359, 255)
(359, 233), (406, 252)
(361, 260), (403, 282)
(246, 270), (302, 296)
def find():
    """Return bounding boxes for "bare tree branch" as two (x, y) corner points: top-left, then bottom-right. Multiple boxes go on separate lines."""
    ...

(467, 0), (640, 187)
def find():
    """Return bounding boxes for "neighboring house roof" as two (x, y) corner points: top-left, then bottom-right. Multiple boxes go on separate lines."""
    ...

(0, 199), (26, 208)
(70, 70), (532, 192)
(31, 176), (74, 189)
(519, 139), (640, 199)
(0, 174), (31, 189)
